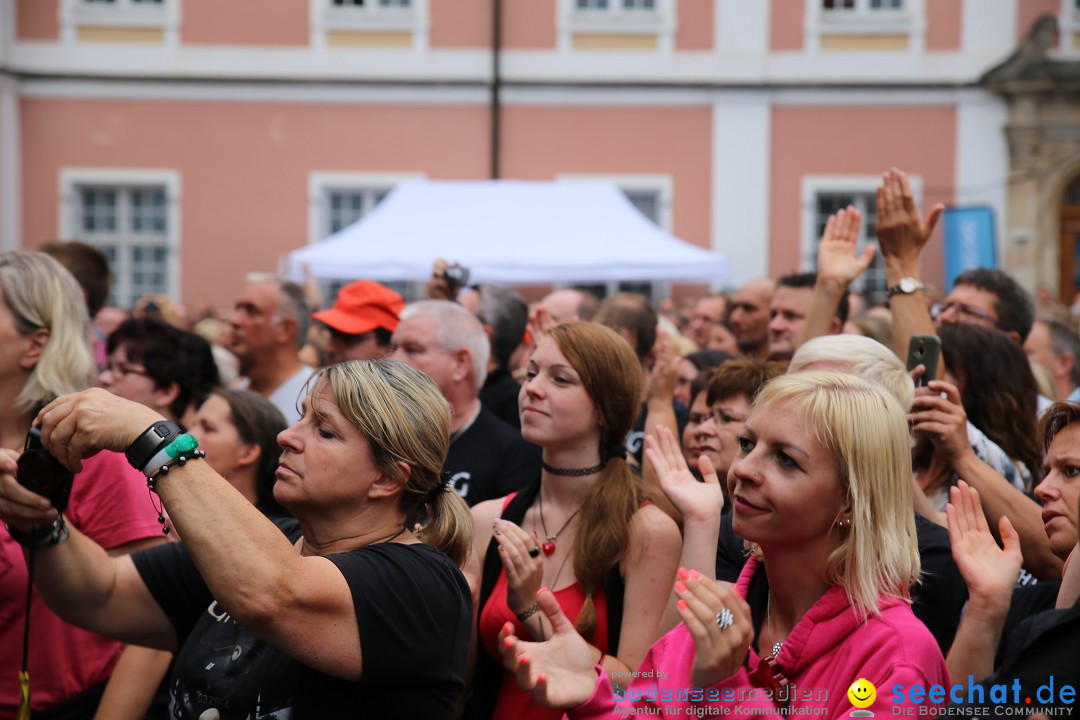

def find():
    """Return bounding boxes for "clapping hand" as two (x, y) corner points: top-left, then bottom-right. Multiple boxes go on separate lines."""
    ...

(497, 588), (602, 709)
(646, 426), (724, 523)
(946, 480), (1022, 616)
(817, 206), (874, 289)
(674, 569), (753, 688)
(493, 519), (546, 619)
(876, 167), (944, 264)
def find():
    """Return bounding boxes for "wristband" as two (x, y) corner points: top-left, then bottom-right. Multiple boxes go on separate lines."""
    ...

(6, 514), (69, 548)
(516, 603), (541, 622)
(125, 421), (183, 472)
(142, 434), (200, 477)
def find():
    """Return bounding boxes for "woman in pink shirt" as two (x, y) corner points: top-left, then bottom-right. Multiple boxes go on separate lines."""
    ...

(498, 371), (948, 718)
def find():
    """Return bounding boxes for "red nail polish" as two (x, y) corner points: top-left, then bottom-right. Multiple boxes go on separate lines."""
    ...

(689, 569), (701, 579)
(677, 567), (690, 580)
(677, 599), (688, 611)
(537, 587), (549, 597)
(675, 580), (688, 593)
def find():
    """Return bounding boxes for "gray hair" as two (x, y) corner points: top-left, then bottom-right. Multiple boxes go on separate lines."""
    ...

(401, 300), (489, 388)
(476, 284), (528, 370)
(248, 274), (310, 350)
(1043, 318), (1080, 388)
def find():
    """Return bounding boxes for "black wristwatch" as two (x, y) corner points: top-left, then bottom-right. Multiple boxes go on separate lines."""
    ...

(125, 421), (183, 472)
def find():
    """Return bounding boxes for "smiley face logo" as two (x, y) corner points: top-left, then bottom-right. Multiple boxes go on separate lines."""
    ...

(848, 678), (876, 709)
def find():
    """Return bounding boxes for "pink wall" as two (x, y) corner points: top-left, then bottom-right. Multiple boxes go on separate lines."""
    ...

(770, 106), (956, 289)
(501, 106), (712, 252)
(770, 0), (804, 51)
(431, 0), (490, 48)
(504, 0), (557, 49)
(926, 0), (962, 51)
(1016, 0), (1061, 44)
(16, 0), (59, 41)
(20, 99), (490, 309)
(676, 0), (714, 51)
(182, 0), (308, 46)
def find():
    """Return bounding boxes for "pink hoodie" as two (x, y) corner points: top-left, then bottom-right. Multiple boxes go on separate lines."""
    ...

(569, 556), (949, 719)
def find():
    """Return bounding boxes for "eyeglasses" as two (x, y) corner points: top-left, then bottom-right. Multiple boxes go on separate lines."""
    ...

(930, 301), (1002, 328)
(104, 362), (150, 379)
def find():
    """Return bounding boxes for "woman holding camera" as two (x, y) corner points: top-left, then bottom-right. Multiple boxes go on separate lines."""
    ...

(0, 359), (474, 718)
(0, 251), (163, 719)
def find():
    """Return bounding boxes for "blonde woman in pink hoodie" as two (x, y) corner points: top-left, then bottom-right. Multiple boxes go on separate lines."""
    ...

(498, 371), (948, 718)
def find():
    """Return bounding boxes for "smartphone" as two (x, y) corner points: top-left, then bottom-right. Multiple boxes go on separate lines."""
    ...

(906, 335), (941, 387)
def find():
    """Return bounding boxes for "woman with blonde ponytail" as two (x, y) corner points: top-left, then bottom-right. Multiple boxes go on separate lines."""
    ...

(466, 322), (682, 720)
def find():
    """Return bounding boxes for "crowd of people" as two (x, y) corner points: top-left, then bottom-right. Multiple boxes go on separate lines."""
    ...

(0, 165), (1076, 720)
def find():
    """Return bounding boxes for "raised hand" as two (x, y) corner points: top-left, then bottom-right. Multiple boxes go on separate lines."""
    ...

(497, 588), (601, 709)
(493, 519), (546, 617)
(946, 480), (1022, 614)
(646, 426), (724, 523)
(817, 206), (874, 288)
(646, 331), (679, 403)
(674, 570), (753, 688)
(875, 167), (944, 264)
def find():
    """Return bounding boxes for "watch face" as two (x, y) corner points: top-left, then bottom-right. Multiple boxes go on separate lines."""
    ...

(901, 278), (916, 292)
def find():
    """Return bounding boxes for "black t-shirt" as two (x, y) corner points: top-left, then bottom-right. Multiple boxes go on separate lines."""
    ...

(627, 401), (689, 465)
(445, 406), (540, 506)
(131, 519), (471, 720)
(715, 510), (967, 655)
(479, 367), (522, 429)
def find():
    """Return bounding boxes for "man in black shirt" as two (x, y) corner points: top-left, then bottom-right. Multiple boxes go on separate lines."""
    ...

(393, 300), (540, 506)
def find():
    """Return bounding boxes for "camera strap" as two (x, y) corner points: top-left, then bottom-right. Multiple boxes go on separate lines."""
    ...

(17, 545), (36, 720)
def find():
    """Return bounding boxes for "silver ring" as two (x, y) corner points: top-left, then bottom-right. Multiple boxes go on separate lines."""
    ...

(715, 607), (734, 630)
(528, 546), (541, 558)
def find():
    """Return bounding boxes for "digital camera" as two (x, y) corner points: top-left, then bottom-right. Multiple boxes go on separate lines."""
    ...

(17, 427), (74, 513)
(443, 263), (471, 290)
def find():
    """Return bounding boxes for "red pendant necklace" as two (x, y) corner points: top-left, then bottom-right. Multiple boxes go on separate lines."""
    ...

(537, 490), (582, 556)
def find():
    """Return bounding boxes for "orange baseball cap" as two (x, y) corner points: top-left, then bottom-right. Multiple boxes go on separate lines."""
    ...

(312, 280), (404, 336)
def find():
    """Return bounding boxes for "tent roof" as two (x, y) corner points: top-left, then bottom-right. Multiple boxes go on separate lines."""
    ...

(282, 180), (728, 285)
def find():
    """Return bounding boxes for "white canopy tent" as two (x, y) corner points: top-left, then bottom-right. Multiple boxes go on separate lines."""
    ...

(281, 180), (728, 285)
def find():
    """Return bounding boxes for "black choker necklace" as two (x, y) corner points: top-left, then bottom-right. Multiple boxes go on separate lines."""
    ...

(541, 459), (606, 477)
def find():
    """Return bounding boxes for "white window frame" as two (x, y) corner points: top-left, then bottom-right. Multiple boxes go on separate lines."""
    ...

(59, 0), (180, 47)
(805, 0), (925, 53)
(307, 171), (424, 245)
(555, 173), (672, 302)
(800, 175), (924, 300)
(1061, 0), (1080, 55)
(309, 0), (430, 51)
(556, 0), (676, 53)
(58, 168), (181, 307)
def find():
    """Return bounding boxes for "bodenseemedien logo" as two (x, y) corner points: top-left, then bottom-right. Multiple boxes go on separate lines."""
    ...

(890, 676), (1076, 716)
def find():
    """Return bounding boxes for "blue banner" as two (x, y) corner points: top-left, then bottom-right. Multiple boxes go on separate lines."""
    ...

(943, 206), (997, 292)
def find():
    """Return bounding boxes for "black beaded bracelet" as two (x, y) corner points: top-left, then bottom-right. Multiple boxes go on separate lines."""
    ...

(6, 513), (69, 548)
(146, 449), (206, 491)
(515, 603), (541, 622)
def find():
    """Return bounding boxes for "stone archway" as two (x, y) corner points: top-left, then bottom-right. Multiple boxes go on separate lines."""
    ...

(981, 16), (1080, 296)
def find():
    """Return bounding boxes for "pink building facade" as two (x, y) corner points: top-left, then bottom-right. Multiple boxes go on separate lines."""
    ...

(2, 0), (1079, 310)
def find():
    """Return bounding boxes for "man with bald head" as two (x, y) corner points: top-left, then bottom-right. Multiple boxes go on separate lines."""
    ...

(536, 288), (598, 326)
(729, 278), (774, 359)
